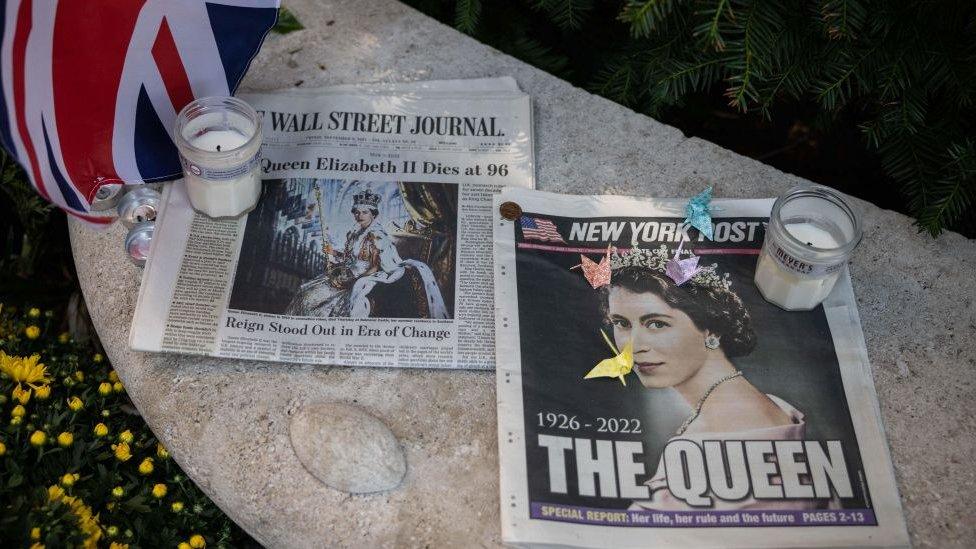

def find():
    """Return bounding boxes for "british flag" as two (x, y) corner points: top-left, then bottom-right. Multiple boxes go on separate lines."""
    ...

(0, 0), (279, 224)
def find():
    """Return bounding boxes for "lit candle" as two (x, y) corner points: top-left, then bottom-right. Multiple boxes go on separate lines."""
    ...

(754, 185), (862, 311)
(174, 96), (263, 218)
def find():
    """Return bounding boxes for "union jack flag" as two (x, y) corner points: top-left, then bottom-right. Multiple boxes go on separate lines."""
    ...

(0, 0), (280, 224)
(519, 216), (565, 243)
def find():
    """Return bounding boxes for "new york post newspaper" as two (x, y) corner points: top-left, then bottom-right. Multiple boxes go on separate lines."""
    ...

(493, 188), (909, 548)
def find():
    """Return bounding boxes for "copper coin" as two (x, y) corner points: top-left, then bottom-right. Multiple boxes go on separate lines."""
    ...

(499, 201), (522, 221)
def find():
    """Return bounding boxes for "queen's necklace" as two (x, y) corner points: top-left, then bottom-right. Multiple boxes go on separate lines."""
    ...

(675, 370), (743, 436)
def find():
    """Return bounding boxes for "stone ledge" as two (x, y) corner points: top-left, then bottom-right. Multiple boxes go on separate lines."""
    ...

(69, 1), (975, 547)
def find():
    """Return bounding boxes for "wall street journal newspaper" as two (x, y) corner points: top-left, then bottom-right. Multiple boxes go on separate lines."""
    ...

(130, 79), (533, 369)
(493, 188), (909, 548)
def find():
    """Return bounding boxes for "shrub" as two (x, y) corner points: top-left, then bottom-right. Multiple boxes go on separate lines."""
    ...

(0, 306), (253, 548)
(412, 0), (976, 235)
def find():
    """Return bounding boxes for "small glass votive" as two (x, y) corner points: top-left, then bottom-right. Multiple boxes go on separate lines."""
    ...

(173, 96), (263, 218)
(754, 184), (863, 311)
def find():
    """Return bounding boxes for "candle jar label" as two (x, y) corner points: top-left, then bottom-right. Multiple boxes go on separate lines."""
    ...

(180, 148), (262, 182)
(767, 241), (845, 278)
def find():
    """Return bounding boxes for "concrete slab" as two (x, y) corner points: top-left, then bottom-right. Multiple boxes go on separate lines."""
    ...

(69, 1), (975, 547)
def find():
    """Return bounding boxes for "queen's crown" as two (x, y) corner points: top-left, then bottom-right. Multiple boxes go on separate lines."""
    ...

(353, 188), (381, 209)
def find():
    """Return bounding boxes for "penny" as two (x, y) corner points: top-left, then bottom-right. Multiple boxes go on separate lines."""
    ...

(499, 201), (522, 221)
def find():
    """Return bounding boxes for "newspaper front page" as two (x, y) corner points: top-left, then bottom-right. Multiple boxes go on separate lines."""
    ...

(130, 79), (532, 369)
(493, 188), (909, 548)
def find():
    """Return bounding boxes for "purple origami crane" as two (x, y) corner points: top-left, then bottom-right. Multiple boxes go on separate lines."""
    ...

(665, 241), (703, 286)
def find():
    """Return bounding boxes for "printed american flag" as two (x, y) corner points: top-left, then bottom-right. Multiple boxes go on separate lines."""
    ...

(0, 0), (280, 224)
(519, 216), (565, 243)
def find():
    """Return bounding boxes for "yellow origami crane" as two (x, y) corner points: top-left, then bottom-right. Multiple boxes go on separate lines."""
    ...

(584, 330), (633, 386)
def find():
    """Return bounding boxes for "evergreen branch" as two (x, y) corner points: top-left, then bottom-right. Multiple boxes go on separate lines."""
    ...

(916, 141), (976, 235)
(618, 0), (676, 38)
(815, 46), (873, 110)
(820, 0), (867, 40)
(532, 0), (595, 31)
(693, 0), (734, 51)
(724, 0), (775, 112)
(454, 0), (482, 34)
(591, 58), (641, 106)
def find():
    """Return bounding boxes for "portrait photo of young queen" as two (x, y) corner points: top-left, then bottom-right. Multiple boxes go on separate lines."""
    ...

(230, 179), (458, 319)
(600, 246), (832, 511)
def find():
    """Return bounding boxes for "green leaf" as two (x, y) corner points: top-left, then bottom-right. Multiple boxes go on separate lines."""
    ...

(272, 7), (304, 35)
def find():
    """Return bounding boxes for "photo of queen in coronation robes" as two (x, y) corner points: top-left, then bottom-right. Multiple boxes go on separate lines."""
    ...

(285, 186), (448, 318)
(228, 179), (458, 319)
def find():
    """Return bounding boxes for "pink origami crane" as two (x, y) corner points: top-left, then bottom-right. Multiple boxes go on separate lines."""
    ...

(665, 241), (703, 286)
(575, 245), (613, 288)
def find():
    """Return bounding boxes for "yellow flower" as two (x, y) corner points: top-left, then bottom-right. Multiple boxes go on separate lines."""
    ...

(46, 484), (101, 547)
(11, 404), (26, 417)
(10, 416), (22, 426)
(12, 384), (31, 404)
(108, 370), (119, 383)
(138, 457), (154, 475)
(118, 430), (134, 443)
(0, 352), (50, 394)
(106, 502), (116, 511)
(60, 473), (79, 487)
(34, 385), (50, 400)
(67, 396), (84, 411)
(30, 543), (44, 549)
(157, 443), (170, 459)
(98, 382), (113, 396)
(109, 543), (129, 549)
(171, 501), (184, 512)
(151, 483), (167, 498)
(31, 527), (41, 540)
(178, 543), (192, 549)
(111, 486), (124, 498)
(57, 432), (74, 447)
(47, 485), (65, 501)
(29, 430), (47, 447)
(94, 423), (109, 437)
(106, 526), (119, 537)
(93, 353), (104, 363)
(74, 371), (85, 382)
(0, 441), (6, 455)
(25, 325), (40, 339)
(58, 332), (70, 344)
(189, 535), (206, 548)
(112, 442), (132, 462)
(113, 381), (124, 393)
(28, 307), (41, 318)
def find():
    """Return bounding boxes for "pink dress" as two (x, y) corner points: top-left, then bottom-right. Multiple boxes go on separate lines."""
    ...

(630, 394), (838, 511)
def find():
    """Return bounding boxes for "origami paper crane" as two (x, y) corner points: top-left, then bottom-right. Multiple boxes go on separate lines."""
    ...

(575, 245), (613, 288)
(584, 330), (633, 386)
(665, 240), (703, 286)
(685, 186), (715, 240)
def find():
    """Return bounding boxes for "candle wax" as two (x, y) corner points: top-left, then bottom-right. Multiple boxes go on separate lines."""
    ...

(754, 221), (843, 310)
(190, 129), (249, 152)
(784, 222), (839, 248)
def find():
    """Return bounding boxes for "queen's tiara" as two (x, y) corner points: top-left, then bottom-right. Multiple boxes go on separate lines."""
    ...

(609, 244), (733, 292)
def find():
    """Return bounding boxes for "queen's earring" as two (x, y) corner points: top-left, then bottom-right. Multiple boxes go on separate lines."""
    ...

(704, 334), (721, 350)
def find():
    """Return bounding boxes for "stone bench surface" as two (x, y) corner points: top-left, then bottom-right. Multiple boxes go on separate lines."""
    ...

(69, 1), (975, 547)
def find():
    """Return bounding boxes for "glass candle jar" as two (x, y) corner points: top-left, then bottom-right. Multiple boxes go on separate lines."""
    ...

(754, 185), (862, 311)
(173, 96), (263, 218)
